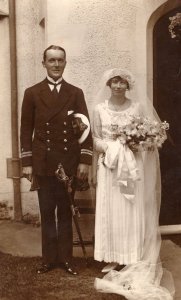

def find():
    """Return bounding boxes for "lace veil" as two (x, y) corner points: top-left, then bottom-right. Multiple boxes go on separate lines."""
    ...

(92, 68), (175, 300)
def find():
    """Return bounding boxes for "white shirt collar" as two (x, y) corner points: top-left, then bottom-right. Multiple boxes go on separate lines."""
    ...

(47, 76), (63, 92)
(47, 75), (63, 84)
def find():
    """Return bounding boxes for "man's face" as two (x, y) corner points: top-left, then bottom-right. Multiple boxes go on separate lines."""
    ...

(42, 49), (66, 81)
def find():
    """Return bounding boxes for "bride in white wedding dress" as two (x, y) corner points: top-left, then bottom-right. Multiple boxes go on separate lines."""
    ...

(92, 68), (175, 300)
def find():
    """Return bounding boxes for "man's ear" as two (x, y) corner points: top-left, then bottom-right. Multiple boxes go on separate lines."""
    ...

(42, 61), (45, 68)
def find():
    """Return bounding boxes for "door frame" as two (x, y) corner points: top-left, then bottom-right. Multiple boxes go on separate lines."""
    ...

(147, 1), (181, 234)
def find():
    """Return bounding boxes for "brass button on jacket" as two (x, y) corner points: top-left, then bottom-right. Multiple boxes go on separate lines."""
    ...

(20, 78), (93, 176)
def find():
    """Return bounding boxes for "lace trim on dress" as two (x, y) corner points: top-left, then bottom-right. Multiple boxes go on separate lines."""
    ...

(104, 99), (138, 114)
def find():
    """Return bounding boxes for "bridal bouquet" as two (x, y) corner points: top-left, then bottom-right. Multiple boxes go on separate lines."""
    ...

(111, 116), (169, 151)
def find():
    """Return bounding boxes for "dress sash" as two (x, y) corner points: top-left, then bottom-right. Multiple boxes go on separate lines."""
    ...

(104, 140), (140, 203)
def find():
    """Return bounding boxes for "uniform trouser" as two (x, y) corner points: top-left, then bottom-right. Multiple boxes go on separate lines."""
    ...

(37, 176), (73, 265)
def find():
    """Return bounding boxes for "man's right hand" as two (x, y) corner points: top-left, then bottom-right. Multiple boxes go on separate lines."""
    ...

(22, 166), (33, 182)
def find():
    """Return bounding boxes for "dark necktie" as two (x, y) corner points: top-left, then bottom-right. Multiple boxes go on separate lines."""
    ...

(47, 80), (62, 99)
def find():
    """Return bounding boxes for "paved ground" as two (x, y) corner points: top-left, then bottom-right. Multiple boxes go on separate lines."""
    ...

(0, 220), (181, 299)
(0, 220), (94, 258)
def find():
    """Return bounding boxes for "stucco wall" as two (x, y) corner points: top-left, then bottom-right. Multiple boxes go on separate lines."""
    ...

(0, 0), (45, 217)
(46, 0), (137, 116)
(45, 0), (169, 115)
(1, 0), (174, 218)
(15, 0), (45, 217)
(0, 1), (13, 214)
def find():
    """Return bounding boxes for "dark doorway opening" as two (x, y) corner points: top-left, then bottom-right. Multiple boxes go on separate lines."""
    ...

(153, 7), (181, 225)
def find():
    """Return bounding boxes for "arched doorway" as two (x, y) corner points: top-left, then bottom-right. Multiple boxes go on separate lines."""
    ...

(153, 6), (181, 225)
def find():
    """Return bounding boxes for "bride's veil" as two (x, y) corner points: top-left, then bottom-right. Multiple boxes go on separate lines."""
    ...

(93, 68), (175, 300)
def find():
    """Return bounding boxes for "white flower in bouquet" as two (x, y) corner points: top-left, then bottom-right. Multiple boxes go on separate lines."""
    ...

(111, 116), (169, 151)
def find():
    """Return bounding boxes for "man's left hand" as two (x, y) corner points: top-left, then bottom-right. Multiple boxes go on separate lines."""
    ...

(77, 163), (89, 180)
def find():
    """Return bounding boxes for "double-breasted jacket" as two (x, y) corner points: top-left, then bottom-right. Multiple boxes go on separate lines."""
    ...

(20, 79), (93, 176)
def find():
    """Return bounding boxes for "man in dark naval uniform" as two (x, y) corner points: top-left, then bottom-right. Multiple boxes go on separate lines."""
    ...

(20, 45), (93, 275)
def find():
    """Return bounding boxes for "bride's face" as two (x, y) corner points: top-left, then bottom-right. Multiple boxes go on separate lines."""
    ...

(110, 76), (128, 95)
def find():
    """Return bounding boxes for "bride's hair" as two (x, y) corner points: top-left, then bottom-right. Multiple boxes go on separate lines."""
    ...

(106, 76), (130, 90)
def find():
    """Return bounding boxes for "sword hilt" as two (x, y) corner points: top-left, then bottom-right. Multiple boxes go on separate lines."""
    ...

(55, 163), (69, 183)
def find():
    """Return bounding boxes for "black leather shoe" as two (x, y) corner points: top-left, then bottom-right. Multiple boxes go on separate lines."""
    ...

(36, 264), (54, 274)
(64, 262), (78, 275)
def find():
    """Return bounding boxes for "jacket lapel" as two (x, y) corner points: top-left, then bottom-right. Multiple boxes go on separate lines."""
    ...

(39, 79), (72, 121)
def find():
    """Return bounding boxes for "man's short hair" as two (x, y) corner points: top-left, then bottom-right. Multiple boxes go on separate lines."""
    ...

(43, 45), (66, 61)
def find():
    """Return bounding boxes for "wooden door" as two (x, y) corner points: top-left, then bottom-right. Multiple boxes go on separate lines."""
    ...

(153, 7), (181, 225)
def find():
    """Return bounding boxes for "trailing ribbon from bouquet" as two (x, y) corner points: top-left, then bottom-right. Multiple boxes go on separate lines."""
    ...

(103, 140), (140, 203)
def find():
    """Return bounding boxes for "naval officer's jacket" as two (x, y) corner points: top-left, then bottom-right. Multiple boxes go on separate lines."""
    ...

(20, 78), (93, 176)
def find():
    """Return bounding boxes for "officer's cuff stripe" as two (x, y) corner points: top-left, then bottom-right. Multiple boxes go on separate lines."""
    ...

(21, 151), (32, 158)
(81, 149), (93, 156)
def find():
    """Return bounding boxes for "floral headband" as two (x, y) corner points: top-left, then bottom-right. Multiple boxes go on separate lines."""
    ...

(102, 68), (135, 90)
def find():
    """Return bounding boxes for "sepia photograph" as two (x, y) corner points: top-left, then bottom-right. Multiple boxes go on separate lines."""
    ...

(0, 0), (181, 299)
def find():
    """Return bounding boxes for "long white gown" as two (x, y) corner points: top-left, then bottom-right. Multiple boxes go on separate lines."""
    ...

(93, 100), (174, 300)
(94, 100), (145, 265)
